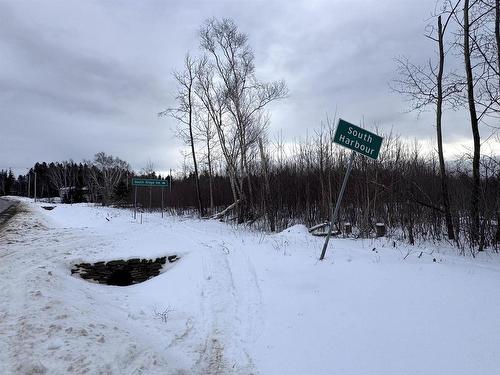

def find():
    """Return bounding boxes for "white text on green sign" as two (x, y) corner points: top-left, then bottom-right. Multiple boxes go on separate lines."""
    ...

(333, 119), (383, 160)
(132, 178), (169, 187)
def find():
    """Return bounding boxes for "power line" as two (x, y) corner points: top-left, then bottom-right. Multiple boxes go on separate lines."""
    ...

(0, 166), (32, 169)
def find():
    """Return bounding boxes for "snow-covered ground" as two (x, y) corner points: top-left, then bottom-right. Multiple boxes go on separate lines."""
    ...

(1, 198), (500, 375)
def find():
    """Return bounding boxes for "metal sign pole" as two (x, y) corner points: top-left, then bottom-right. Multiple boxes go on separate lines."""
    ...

(149, 186), (152, 211)
(161, 187), (164, 218)
(134, 186), (137, 220)
(320, 151), (356, 260)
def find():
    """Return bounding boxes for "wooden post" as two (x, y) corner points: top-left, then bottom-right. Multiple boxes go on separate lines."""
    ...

(161, 188), (164, 218)
(344, 222), (352, 235)
(495, 223), (500, 244)
(376, 223), (386, 237)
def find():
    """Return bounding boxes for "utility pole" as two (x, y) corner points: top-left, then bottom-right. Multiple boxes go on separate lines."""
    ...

(34, 172), (37, 202)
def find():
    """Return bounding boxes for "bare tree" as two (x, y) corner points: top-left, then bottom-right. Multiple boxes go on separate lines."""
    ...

(86, 152), (130, 206)
(496, 0), (500, 89)
(462, 0), (484, 247)
(194, 109), (218, 215)
(48, 160), (77, 191)
(467, 0), (500, 117)
(258, 136), (275, 231)
(447, 0), (500, 248)
(161, 53), (204, 217)
(141, 159), (156, 178)
(199, 18), (288, 222)
(195, 55), (241, 212)
(391, 0), (462, 241)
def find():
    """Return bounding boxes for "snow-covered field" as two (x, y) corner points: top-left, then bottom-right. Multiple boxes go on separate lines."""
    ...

(1, 198), (500, 375)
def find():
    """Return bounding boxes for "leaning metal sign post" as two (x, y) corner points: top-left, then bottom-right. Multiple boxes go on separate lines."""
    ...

(132, 178), (169, 220)
(319, 118), (383, 260)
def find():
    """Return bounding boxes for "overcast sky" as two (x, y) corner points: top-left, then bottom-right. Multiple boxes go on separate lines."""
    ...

(1, 0), (498, 176)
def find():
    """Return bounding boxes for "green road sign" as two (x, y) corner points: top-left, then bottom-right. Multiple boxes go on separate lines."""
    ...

(132, 178), (169, 187)
(333, 119), (383, 160)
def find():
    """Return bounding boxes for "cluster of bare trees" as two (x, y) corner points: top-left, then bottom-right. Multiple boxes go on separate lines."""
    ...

(84, 152), (131, 205)
(392, 0), (499, 250)
(125, 121), (498, 253)
(159, 14), (498, 253)
(162, 18), (288, 222)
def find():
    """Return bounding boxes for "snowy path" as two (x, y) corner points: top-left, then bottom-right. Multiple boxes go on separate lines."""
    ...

(0, 202), (263, 374)
(0, 204), (173, 374)
(196, 236), (262, 374)
(2, 199), (500, 375)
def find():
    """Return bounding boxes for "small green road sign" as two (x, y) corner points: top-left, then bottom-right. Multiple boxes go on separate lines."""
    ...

(132, 178), (169, 187)
(333, 119), (383, 160)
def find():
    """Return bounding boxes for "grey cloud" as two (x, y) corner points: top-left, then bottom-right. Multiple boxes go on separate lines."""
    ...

(0, 2), (161, 116)
(0, 0), (489, 176)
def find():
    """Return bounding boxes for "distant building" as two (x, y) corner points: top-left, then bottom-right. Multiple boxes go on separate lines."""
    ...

(59, 186), (90, 203)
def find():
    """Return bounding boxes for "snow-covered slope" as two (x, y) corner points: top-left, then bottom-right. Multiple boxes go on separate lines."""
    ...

(1, 199), (500, 374)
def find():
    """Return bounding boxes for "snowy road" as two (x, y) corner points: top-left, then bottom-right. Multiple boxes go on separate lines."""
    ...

(0, 197), (15, 213)
(2, 198), (500, 375)
(0, 198), (17, 230)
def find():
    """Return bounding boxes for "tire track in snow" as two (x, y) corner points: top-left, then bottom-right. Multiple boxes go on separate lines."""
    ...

(196, 243), (235, 374)
(193, 235), (262, 375)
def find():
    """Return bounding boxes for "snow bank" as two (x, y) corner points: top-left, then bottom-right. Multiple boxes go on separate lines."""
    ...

(1, 199), (500, 374)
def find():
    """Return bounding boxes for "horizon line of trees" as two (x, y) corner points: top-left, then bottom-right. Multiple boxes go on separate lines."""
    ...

(2, 126), (499, 255)
(157, 13), (498, 253)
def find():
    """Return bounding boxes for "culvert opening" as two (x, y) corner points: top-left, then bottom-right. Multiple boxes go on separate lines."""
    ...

(71, 255), (179, 286)
(108, 269), (133, 286)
